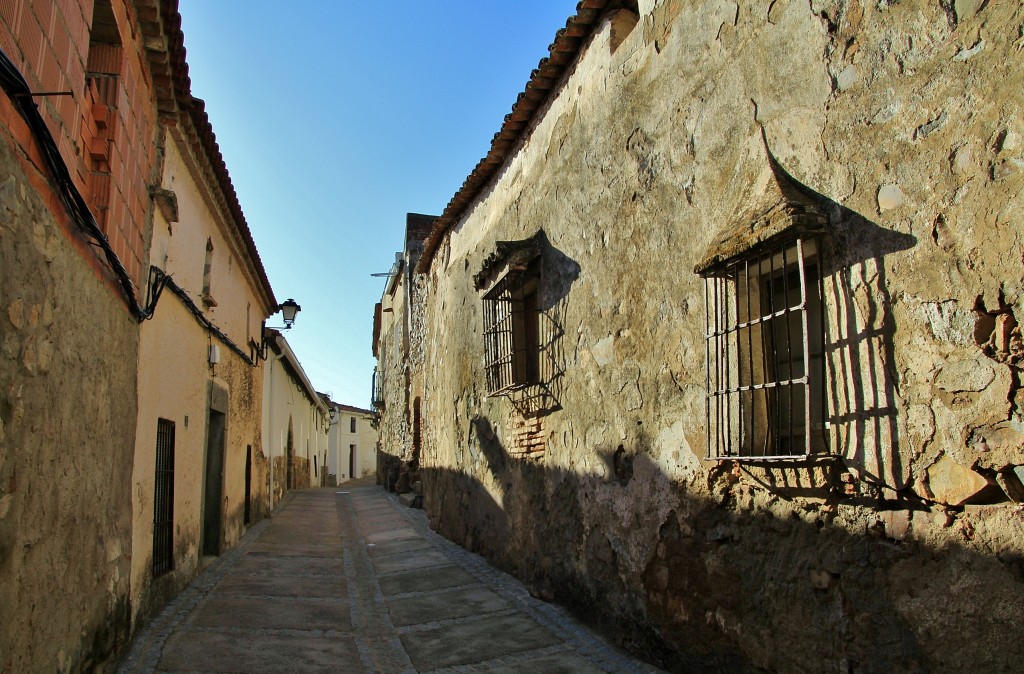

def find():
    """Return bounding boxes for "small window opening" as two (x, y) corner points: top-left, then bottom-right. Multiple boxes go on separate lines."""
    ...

(202, 238), (217, 308)
(701, 237), (826, 460)
(350, 416), (356, 433)
(482, 257), (542, 395)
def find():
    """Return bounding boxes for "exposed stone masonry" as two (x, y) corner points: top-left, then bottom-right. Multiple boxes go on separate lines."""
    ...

(376, 2), (1024, 671)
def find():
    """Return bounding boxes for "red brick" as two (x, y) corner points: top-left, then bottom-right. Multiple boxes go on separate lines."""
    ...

(0, 0), (23, 28)
(39, 44), (60, 90)
(48, 14), (69, 65)
(27, 0), (54, 36)
(59, 92), (77, 135)
(87, 42), (121, 75)
(19, 7), (41, 67)
(0, 28), (17, 76)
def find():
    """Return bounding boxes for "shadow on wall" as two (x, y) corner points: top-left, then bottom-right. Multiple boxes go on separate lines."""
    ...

(423, 414), (1024, 673)
(422, 162), (1024, 671)
(822, 200), (916, 498)
(743, 178), (918, 500)
(698, 140), (919, 502)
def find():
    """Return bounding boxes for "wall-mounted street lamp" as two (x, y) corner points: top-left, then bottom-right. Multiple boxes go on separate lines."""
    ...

(257, 298), (302, 362)
(267, 298), (301, 330)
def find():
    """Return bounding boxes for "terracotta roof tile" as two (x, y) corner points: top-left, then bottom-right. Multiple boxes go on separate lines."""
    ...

(415, 1), (626, 275)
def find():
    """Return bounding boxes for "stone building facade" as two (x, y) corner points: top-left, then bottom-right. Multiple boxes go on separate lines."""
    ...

(373, 213), (435, 492)
(389, 1), (1024, 671)
(0, 1), (285, 669)
(129, 34), (279, 624)
(0, 1), (161, 669)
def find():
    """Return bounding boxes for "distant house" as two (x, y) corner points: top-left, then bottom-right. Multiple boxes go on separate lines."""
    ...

(262, 330), (330, 505)
(323, 400), (378, 483)
(379, 2), (1024, 672)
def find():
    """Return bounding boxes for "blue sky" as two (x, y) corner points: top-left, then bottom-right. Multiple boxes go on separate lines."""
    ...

(177, 1), (581, 407)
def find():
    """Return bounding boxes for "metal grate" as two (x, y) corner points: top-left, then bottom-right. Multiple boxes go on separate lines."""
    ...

(702, 237), (826, 460)
(152, 418), (175, 576)
(482, 263), (541, 396)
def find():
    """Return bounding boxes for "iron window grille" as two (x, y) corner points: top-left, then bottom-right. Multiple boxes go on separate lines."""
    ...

(152, 418), (175, 577)
(700, 236), (826, 460)
(482, 257), (542, 396)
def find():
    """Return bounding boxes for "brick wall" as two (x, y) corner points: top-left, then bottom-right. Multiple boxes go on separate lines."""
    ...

(0, 0), (155, 291)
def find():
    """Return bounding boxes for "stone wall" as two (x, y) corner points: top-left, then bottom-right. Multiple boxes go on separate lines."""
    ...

(376, 316), (411, 488)
(0, 124), (139, 671)
(420, 2), (1024, 671)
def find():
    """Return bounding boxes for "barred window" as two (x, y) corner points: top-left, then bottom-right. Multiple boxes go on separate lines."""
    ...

(482, 257), (541, 395)
(700, 237), (826, 460)
(153, 418), (175, 576)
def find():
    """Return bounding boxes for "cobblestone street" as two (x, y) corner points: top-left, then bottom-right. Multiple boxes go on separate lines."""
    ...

(117, 480), (661, 673)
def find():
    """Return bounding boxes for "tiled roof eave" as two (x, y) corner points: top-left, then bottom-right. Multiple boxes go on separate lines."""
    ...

(136, 0), (278, 314)
(416, 0), (620, 274)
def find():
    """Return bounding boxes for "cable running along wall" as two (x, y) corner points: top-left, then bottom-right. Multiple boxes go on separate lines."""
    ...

(0, 45), (257, 367)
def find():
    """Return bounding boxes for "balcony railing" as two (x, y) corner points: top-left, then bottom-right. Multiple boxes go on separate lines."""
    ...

(371, 367), (385, 409)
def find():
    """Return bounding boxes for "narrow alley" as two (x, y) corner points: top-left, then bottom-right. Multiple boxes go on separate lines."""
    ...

(116, 480), (660, 674)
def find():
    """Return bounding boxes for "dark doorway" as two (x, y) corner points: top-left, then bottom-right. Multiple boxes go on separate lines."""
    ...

(349, 444), (356, 480)
(243, 445), (252, 525)
(202, 409), (226, 556)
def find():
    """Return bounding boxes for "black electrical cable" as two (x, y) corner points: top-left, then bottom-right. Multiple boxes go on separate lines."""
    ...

(0, 45), (150, 320)
(0, 46), (259, 368)
(151, 265), (256, 366)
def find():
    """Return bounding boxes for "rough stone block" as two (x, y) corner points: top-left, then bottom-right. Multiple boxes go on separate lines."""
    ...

(996, 468), (1024, 503)
(926, 456), (993, 506)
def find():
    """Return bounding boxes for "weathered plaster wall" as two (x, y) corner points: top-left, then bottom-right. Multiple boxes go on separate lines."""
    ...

(130, 132), (270, 626)
(0, 126), (138, 671)
(131, 293), (209, 622)
(422, 3), (1024, 671)
(261, 351), (327, 504)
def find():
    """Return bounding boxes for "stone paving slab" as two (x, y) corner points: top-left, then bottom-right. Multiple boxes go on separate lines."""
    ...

(231, 554), (344, 577)
(366, 536), (435, 558)
(158, 629), (358, 673)
(386, 585), (509, 626)
(377, 565), (478, 597)
(364, 526), (420, 544)
(371, 548), (451, 575)
(188, 595), (352, 631)
(212, 573), (346, 598)
(246, 541), (343, 558)
(117, 486), (663, 674)
(399, 612), (561, 670)
(473, 651), (610, 673)
(256, 531), (340, 544)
